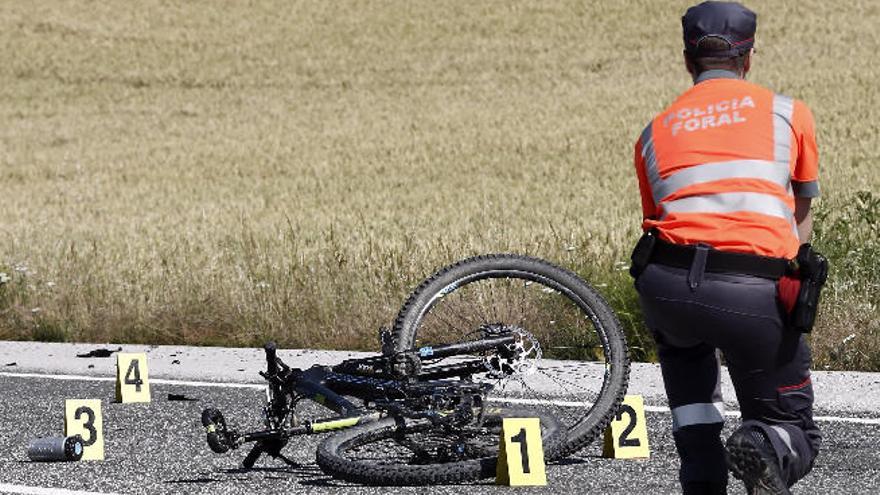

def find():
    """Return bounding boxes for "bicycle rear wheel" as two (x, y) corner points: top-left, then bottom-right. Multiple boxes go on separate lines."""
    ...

(392, 253), (630, 458)
(316, 406), (564, 485)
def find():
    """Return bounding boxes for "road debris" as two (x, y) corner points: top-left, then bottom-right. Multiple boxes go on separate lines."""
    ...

(167, 393), (198, 402)
(76, 347), (122, 358)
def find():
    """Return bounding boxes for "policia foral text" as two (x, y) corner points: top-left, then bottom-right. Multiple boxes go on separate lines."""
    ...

(630, 2), (828, 495)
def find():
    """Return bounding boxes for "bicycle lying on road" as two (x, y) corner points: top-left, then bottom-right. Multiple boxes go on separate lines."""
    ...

(201, 254), (630, 485)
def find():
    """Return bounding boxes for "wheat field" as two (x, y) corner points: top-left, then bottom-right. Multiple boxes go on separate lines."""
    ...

(1, 0), (878, 369)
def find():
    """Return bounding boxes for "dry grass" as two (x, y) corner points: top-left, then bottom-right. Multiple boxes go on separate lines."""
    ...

(1, 0), (878, 368)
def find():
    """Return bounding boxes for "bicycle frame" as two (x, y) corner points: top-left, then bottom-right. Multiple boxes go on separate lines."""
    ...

(206, 332), (519, 468)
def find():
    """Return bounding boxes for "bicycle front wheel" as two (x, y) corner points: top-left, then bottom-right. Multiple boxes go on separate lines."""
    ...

(315, 406), (564, 485)
(391, 254), (630, 458)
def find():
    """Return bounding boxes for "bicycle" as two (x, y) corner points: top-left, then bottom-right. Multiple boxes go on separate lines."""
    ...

(202, 253), (630, 485)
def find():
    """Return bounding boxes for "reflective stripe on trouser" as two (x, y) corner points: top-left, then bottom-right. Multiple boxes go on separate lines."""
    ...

(635, 262), (820, 488)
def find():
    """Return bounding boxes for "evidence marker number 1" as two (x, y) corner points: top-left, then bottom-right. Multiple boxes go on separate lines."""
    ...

(496, 417), (547, 486)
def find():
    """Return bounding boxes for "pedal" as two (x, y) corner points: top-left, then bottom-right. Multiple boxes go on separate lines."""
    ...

(242, 443), (262, 469)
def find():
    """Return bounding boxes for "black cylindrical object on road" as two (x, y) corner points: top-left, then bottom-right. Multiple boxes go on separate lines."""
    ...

(27, 435), (84, 462)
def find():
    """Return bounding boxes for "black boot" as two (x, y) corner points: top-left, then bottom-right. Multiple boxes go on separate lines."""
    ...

(726, 426), (791, 495)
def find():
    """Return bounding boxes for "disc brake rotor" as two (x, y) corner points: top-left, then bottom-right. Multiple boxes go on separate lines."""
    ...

(482, 326), (542, 379)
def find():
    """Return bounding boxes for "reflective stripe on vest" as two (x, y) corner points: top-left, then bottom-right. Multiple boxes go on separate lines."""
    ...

(773, 95), (794, 165)
(662, 192), (792, 219)
(641, 94), (796, 226)
(651, 159), (790, 201)
(640, 123), (661, 195)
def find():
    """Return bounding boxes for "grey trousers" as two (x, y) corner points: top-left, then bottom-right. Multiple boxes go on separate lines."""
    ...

(635, 262), (821, 489)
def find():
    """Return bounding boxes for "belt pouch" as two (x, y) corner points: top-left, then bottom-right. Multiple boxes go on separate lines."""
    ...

(789, 244), (829, 333)
(629, 230), (657, 278)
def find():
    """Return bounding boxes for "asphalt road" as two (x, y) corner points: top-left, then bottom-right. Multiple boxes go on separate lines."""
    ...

(0, 343), (878, 494)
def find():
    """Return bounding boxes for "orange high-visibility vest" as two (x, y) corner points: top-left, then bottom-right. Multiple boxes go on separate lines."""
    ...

(634, 74), (819, 259)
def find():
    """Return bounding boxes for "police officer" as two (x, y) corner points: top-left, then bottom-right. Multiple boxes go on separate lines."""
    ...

(630, 2), (821, 494)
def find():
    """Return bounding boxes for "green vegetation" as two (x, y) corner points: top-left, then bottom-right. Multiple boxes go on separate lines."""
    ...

(812, 192), (880, 370)
(1, 1), (878, 369)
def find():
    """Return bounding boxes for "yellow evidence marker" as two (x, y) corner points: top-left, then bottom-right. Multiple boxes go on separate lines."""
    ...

(65, 399), (104, 461)
(602, 394), (650, 459)
(496, 417), (547, 486)
(116, 352), (151, 403)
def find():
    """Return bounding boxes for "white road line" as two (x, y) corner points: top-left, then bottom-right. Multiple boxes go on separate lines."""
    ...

(477, 396), (880, 425)
(3, 371), (880, 425)
(0, 371), (263, 389)
(490, 397), (594, 408)
(154, 378), (262, 389)
(0, 483), (121, 495)
(1, 371), (115, 383)
(813, 415), (880, 425)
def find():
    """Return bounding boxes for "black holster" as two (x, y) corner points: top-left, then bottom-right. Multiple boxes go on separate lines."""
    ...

(789, 243), (829, 333)
(630, 230), (658, 279)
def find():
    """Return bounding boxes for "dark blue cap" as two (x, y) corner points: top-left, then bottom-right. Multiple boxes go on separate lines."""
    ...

(682, 1), (757, 57)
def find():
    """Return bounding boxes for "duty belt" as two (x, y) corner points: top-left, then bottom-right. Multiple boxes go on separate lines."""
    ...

(650, 240), (791, 280)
